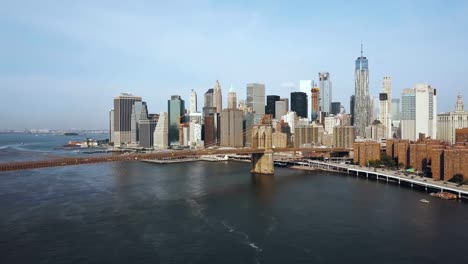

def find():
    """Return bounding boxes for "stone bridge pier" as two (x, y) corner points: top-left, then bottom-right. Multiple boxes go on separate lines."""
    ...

(251, 125), (274, 175)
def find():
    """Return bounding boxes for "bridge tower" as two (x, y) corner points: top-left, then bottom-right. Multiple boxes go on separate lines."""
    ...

(251, 125), (274, 174)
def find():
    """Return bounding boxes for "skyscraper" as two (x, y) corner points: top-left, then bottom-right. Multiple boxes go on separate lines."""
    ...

(401, 84), (437, 140)
(168, 95), (185, 145)
(109, 109), (114, 143)
(213, 80), (222, 113)
(311, 86), (320, 122)
(138, 119), (157, 148)
(190, 89), (197, 113)
(331, 102), (341, 115)
(266, 95), (280, 117)
(319, 72), (332, 113)
(130, 101), (149, 145)
(354, 44), (370, 137)
(290, 92), (308, 118)
(378, 76), (392, 138)
(300, 80), (313, 116)
(275, 99), (288, 119)
(153, 112), (168, 149)
(391, 98), (401, 129)
(220, 109), (243, 147)
(350, 95), (355, 126)
(113, 93), (142, 146)
(203, 88), (214, 117)
(228, 85), (237, 110)
(246, 83), (265, 115)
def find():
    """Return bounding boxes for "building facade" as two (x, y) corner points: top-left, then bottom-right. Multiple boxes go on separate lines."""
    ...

(246, 83), (265, 115)
(113, 93), (142, 146)
(139, 119), (157, 148)
(290, 92), (308, 118)
(319, 72), (332, 113)
(354, 45), (370, 138)
(437, 94), (468, 144)
(220, 109), (243, 147)
(153, 112), (168, 149)
(190, 89), (197, 113)
(168, 95), (185, 145)
(331, 102), (341, 115)
(213, 80), (222, 113)
(333, 126), (355, 148)
(266, 95), (280, 117)
(378, 76), (392, 138)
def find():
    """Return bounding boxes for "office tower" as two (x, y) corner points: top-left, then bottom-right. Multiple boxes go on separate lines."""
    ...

(190, 89), (197, 113)
(378, 76), (392, 138)
(281, 111), (298, 133)
(354, 44), (370, 137)
(290, 92), (308, 118)
(168, 95), (185, 145)
(319, 72), (332, 113)
(275, 99), (288, 119)
(311, 86), (320, 122)
(401, 84), (437, 141)
(213, 80), (222, 113)
(138, 119), (157, 148)
(220, 109), (243, 147)
(228, 85), (237, 110)
(246, 83), (265, 115)
(437, 94), (468, 144)
(113, 93), (142, 146)
(204, 88), (213, 108)
(391, 98), (401, 131)
(300, 80), (313, 115)
(153, 112), (168, 149)
(179, 123), (190, 146)
(333, 126), (355, 148)
(266, 95), (280, 117)
(331, 102), (341, 115)
(204, 113), (220, 147)
(369, 95), (375, 124)
(350, 95), (355, 126)
(109, 109), (114, 143)
(130, 101), (149, 145)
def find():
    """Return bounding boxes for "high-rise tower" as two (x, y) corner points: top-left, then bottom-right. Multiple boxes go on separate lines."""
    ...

(354, 43), (370, 137)
(113, 93), (142, 146)
(378, 77), (392, 138)
(228, 85), (237, 109)
(319, 72), (332, 113)
(246, 83), (265, 115)
(213, 80), (222, 113)
(190, 89), (197, 113)
(168, 95), (185, 145)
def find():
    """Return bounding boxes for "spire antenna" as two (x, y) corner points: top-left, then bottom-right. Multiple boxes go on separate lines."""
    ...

(361, 41), (363, 57)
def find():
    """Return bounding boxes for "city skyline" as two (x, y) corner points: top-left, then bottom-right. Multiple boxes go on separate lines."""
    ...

(1, 0), (468, 129)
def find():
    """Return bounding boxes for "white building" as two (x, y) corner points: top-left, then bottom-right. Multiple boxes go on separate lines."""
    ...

(189, 89), (197, 113)
(281, 111), (298, 134)
(378, 76), (392, 138)
(401, 84), (437, 141)
(319, 72), (332, 113)
(275, 99), (288, 118)
(324, 115), (336, 134)
(437, 94), (468, 144)
(189, 121), (203, 147)
(153, 112), (168, 149)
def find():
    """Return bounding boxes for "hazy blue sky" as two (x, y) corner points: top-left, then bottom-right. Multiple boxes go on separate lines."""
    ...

(1, 0), (467, 130)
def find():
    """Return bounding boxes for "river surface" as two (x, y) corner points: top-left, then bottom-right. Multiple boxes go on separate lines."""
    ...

(0, 134), (467, 263)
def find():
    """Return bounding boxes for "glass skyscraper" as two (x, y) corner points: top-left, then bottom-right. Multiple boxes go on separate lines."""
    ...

(354, 45), (370, 137)
(168, 95), (185, 145)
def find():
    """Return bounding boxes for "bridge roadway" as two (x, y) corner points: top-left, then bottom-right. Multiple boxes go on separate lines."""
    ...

(302, 160), (468, 199)
(0, 147), (349, 172)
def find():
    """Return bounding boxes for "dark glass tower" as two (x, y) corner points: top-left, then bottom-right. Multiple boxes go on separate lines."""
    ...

(266, 95), (280, 117)
(168, 95), (185, 145)
(290, 92), (308, 118)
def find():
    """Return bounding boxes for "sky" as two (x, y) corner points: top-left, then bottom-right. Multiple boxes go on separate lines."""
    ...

(1, 0), (467, 130)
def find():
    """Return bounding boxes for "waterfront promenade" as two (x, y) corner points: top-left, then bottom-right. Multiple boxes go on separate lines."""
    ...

(297, 160), (468, 199)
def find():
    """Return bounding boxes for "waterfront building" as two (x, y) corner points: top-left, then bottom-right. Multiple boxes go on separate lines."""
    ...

(378, 77), (392, 138)
(246, 83), (265, 115)
(275, 98), (288, 118)
(109, 109), (114, 143)
(168, 95), (185, 145)
(319, 72), (332, 113)
(331, 102), (341, 115)
(401, 84), (437, 141)
(353, 141), (380, 166)
(213, 80), (222, 113)
(220, 109), (243, 147)
(333, 126), (355, 148)
(354, 44), (370, 137)
(190, 89), (197, 113)
(437, 94), (468, 144)
(290, 92), (308, 118)
(113, 93), (142, 146)
(153, 112), (168, 149)
(228, 85), (237, 110)
(266, 95), (280, 117)
(138, 119), (157, 148)
(300, 80), (313, 116)
(130, 101), (149, 145)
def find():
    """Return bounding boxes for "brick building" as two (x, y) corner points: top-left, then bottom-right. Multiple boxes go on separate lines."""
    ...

(456, 128), (468, 143)
(353, 141), (381, 166)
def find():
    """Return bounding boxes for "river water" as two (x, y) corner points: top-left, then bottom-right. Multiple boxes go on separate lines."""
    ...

(0, 134), (467, 263)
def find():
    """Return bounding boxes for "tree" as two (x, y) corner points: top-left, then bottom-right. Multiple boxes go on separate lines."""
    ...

(448, 174), (464, 184)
